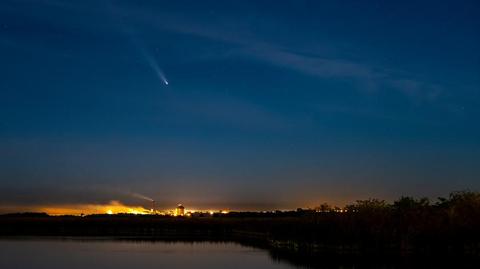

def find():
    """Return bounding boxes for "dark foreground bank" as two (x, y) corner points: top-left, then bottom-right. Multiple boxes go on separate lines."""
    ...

(1, 191), (480, 267)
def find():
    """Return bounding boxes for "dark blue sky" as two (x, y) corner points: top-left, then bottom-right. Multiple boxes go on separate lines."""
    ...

(1, 0), (479, 210)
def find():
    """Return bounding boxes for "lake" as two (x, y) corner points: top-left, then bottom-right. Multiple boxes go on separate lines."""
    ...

(0, 238), (475, 269)
(0, 238), (296, 269)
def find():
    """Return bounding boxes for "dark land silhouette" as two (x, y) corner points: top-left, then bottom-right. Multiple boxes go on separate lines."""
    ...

(1, 191), (480, 267)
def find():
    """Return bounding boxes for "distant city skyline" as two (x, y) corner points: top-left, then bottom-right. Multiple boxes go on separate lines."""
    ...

(1, 0), (479, 213)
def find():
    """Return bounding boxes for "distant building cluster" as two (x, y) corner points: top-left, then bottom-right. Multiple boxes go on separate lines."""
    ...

(145, 203), (230, 217)
(97, 199), (356, 217)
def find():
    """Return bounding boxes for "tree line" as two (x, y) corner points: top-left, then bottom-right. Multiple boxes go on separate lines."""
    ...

(1, 191), (479, 256)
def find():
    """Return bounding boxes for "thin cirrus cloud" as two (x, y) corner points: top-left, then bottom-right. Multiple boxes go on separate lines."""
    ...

(3, 0), (444, 102)
(126, 7), (444, 101)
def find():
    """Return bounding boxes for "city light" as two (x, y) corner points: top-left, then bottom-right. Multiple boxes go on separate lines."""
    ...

(39, 202), (230, 217)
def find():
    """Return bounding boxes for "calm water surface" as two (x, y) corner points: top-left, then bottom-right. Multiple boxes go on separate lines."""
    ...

(1, 238), (476, 269)
(0, 238), (296, 269)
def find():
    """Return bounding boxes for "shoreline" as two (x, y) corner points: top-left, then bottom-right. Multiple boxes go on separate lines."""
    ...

(1, 235), (479, 268)
(1, 213), (479, 261)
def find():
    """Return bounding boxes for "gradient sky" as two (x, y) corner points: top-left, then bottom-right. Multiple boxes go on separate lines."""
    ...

(1, 0), (479, 211)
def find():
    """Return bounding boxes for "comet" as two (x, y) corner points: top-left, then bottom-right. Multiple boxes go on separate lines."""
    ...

(142, 51), (169, 86)
(139, 46), (169, 86)
(149, 59), (169, 86)
(105, 1), (169, 86)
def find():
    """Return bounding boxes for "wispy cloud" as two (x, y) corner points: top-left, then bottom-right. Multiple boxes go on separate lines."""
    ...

(3, 0), (445, 103)
(121, 6), (445, 102)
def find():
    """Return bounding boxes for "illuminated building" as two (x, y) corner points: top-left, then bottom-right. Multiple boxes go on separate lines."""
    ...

(175, 204), (185, 216)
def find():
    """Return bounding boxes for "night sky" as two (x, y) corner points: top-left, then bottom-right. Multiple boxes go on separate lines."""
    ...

(1, 0), (479, 211)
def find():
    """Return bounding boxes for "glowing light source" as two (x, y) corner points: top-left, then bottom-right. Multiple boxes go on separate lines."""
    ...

(174, 204), (185, 216)
(35, 201), (150, 216)
(14, 201), (232, 217)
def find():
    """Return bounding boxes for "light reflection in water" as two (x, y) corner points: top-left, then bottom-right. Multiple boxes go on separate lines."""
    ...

(0, 239), (294, 269)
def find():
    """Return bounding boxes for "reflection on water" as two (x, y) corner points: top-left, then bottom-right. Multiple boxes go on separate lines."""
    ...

(0, 238), (293, 269)
(0, 238), (477, 269)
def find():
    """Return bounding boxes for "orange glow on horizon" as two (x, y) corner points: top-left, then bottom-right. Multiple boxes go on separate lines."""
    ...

(0, 202), (232, 216)
(28, 201), (150, 216)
